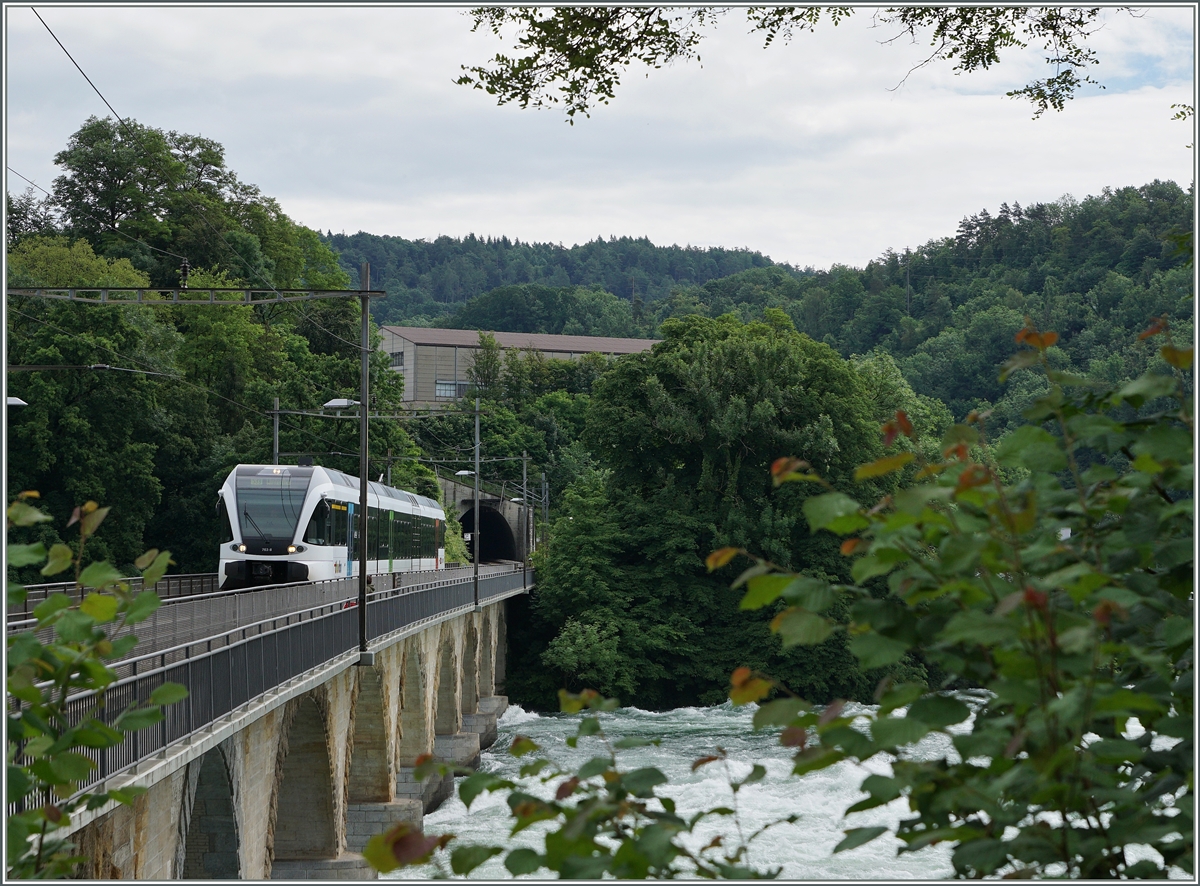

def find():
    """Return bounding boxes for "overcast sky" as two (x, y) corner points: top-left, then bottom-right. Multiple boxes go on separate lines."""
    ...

(5, 4), (1195, 269)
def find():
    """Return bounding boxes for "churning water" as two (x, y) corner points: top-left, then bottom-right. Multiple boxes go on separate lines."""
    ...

(388, 701), (958, 880)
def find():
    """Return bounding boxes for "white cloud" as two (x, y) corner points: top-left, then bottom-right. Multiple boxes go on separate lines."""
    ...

(5, 6), (1194, 269)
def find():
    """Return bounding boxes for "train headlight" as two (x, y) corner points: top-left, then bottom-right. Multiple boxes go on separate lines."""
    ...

(288, 544), (305, 553)
(238, 544), (246, 552)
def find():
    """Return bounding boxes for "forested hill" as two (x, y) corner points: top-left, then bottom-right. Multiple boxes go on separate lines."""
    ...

(320, 231), (789, 326)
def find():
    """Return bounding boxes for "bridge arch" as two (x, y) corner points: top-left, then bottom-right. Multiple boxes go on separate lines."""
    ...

(348, 667), (391, 803)
(434, 629), (461, 736)
(179, 747), (240, 879)
(462, 618), (479, 716)
(397, 641), (431, 767)
(270, 695), (337, 861)
(460, 505), (517, 562)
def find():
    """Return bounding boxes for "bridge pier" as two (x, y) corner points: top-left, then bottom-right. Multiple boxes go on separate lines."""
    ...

(61, 585), (523, 880)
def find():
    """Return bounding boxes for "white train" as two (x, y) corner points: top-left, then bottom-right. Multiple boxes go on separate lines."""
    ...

(218, 464), (445, 590)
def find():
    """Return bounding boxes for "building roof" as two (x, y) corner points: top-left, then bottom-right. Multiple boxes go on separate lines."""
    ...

(381, 326), (658, 355)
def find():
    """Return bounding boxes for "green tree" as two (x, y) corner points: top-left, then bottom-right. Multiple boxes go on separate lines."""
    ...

(459, 7), (1123, 121)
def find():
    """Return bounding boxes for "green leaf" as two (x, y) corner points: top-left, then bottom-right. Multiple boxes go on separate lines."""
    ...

(450, 845), (502, 874)
(148, 682), (188, 706)
(577, 756), (612, 779)
(124, 591), (161, 625)
(833, 826), (889, 853)
(7, 765), (31, 804)
(877, 683), (924, 716)
(848, 632), (909, 669)
(792, 748), (844, 776)
(871, 715), (931, 748)
(141, 550), (173, 588)
(772, 607), (835, 647)
(7, 542), (46, 567)
(994, 426), (1066, 472)
(752, 698), (809, 730)
(802, 493), (862, 534)
(41, 543), (74, 576)
(740, 574), (793, 610)
(78, 560), (123, 591)
(79, 505), (111, 538)
(80, 593), (119, 622)
(1087, 738), (1143, 764)
(7, 499), (50, 527)
(613, 736), (659, 749)
(779, 576), (836, 612)
(55, 609), (97, 642)
(133, 548), (159, 570)
(114, 707), (162, 731)
(907, 695), (971, 728)
(854, 452), (914, 480)
(48, 751), (95, 783)
(623, 766), (668, 797)
(459, 771), (499, 808)
(32, 593), (73, 623)
(504, 848), (544, 875)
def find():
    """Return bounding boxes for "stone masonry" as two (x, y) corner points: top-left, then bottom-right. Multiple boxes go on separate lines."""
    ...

(66, 599), (514, 879)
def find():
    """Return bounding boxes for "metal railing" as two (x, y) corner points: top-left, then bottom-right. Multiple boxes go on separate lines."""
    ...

(9, 573), (219, 622)
(8, 567), (531, 813)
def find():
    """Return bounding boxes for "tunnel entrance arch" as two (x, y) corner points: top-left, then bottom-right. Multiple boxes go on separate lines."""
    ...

(460, 505), (516, 562)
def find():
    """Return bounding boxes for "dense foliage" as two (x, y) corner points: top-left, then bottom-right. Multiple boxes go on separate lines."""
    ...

(7, 495), (185, 878)
(505, 313), (926, 710)
(716, 318), (1193, 877)
(322, 230), (782, 327)
(5, 119), (445, 578)
(372, 321), (1194, 881)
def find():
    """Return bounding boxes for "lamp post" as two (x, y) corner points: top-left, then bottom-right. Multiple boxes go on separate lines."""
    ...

(357, 264), (371, 661)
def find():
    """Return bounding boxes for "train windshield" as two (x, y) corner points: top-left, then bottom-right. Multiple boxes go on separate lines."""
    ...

(235, 468), (312, 541)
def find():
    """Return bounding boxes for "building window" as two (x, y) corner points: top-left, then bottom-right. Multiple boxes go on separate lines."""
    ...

(389, 351), (404, 368)
(457, 382), (471, 398)
(435, 380), (458, 399)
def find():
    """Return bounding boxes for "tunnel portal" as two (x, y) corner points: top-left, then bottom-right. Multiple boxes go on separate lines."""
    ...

(460, 505), (517, 562)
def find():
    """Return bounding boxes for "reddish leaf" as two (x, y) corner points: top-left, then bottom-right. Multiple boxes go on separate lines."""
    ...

(414, 753), (433, 766)
(67, 506), (81, 528)
(882, 420), (899, 447)
(840, 538), (864, 556)
(771, 457), (811, 480)
(1138, 316), (1169, 340)
(730, 666), (752, 688)
(895, 410), (914, 439)
(555, 776), (580, 800)
(1023, 587), (1048, 612)
(780, 726), (807, 749)
(818, 699), (845, 726)
(691, 755), (721, 771)
(955, 464), (991, 492)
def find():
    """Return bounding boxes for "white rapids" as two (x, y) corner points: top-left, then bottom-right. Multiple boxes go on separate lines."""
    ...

(386, 701), (957, 880)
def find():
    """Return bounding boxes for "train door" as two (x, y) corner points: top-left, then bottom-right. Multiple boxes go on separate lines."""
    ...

(347, 502), (354, 577)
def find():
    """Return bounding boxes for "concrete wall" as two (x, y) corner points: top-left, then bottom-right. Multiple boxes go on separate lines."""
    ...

(69, 601), (512, 880)
(438, 475), (532, 561)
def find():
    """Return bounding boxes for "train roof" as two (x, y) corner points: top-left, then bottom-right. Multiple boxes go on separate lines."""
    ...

(231, 464), (442, 513)
(316, 466), (442, 512)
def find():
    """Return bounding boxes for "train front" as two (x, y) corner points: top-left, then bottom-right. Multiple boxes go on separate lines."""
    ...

(218, 465), (315, 590)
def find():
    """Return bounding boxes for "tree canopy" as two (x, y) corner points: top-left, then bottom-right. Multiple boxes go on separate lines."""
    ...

(458, 7), (1125, 121)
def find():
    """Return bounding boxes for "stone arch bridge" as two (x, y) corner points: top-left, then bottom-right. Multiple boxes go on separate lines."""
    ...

(44, 568), (526, 880)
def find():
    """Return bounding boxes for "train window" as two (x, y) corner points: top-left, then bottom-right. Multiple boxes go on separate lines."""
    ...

(304, 500), (330, 545)
(329, 502), (348, 547)
(387, 510), (395, 563)
(218, 498), (235, 543)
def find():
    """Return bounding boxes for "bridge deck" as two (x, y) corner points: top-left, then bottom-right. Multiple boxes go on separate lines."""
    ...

(8, 566), (532, 814)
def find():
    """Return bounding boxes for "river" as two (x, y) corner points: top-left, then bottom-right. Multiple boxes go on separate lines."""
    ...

(388, 701), (958, 880)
